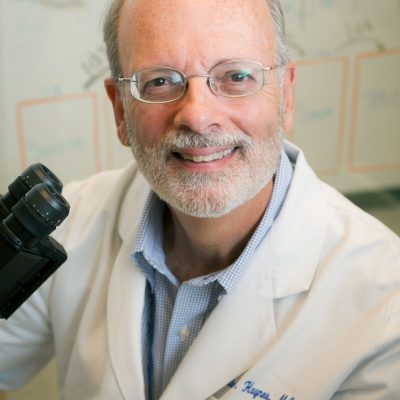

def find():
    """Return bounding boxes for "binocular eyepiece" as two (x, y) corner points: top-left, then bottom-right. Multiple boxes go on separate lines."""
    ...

(0, 163), (63, 214)
(0, 164), (69, 248)
(0, 164), (70, 319)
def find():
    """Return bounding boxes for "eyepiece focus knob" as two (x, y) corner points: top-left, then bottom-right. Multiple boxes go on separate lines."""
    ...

(12, 183), (70, 241)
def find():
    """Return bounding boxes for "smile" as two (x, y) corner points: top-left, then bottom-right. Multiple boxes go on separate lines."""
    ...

(177, 148), (235, 163)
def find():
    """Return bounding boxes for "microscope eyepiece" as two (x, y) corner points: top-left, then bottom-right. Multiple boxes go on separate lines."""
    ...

(0, 163), (63, 218)
(13, 183), (70, 239)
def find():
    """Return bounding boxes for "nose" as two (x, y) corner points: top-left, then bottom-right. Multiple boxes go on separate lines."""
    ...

(173, 76), (222, 134)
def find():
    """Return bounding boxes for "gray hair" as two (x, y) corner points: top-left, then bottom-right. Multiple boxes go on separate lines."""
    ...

(103, 0), (124, 79)
(264, 0), (290, 65)
(103, 0), (289, 79)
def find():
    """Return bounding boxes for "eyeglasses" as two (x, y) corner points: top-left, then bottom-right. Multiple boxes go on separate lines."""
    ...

(117, 59), (283, 104)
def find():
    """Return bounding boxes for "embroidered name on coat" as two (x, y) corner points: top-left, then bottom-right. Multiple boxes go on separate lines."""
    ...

(242, 381), (271, 399)
(226, 379), (295, 400)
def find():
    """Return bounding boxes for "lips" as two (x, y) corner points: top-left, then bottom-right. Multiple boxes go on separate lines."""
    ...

(177, 148), (235, 163)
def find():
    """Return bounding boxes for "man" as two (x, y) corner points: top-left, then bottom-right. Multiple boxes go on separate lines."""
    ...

(1, 0), (399, 399)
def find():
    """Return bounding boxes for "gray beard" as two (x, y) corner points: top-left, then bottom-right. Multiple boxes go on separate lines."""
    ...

(124, 112), (283, 218)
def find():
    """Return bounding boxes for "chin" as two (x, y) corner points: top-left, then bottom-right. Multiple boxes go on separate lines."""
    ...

(156, 181), (264, 219)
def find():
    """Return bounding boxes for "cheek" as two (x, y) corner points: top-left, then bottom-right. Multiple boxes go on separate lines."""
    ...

(131, 106), (171, 147)
(232, 98), (281, 140)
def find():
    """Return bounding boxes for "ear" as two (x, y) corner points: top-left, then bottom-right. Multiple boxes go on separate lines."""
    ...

(104, 78), (131, 147)
(282, 61), (296, 134)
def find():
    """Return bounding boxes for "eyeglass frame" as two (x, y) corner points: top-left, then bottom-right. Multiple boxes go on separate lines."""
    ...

(116, 59), (285, 104)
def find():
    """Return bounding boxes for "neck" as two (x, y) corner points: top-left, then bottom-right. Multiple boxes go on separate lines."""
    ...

(163, 181), (273, 282)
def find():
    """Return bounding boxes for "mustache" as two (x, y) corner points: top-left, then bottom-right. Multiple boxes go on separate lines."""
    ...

(158, 129), (254, 151)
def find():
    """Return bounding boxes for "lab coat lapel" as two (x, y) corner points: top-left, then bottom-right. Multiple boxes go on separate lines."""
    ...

(107, 171), (150, 400)
(107, 234), (147, 399)
(268, 143), (326, 299)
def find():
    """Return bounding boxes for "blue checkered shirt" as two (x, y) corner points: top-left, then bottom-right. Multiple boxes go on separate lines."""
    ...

(132, 149), (293, 399)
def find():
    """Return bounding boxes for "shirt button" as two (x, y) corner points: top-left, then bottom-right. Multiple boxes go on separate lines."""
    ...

(179, 326), (190, 340)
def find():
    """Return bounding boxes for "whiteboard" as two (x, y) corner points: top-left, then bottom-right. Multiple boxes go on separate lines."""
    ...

(285, 0), (400, 192)
(0, 0), (131, 192)
(1, 0), (399, 193)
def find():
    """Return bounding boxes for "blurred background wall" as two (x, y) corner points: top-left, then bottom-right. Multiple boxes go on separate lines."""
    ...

(1, 0), (399, 398)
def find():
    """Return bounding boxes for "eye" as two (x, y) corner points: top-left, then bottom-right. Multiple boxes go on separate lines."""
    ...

(217, 69), (255, 85)
(147, 77), (169, 87)
(141, 74), (181, 96)
(209, 61), (263, 96)
(230, 71), (251, 82)
(140, 71), (183, 92)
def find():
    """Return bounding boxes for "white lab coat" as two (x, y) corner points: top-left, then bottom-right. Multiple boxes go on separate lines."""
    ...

(0, 142), (399, 400)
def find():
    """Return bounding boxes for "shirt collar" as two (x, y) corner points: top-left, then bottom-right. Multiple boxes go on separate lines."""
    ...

(132, 193), (180, 289)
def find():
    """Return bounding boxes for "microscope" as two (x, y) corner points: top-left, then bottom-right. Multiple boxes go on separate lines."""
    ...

(0, 164), (70, 319)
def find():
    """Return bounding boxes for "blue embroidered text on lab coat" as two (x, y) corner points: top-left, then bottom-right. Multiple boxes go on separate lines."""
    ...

(242, 381), (271, 400)
(226, 378), (295, 400)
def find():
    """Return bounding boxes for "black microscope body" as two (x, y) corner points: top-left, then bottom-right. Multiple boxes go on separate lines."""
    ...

(0, 164), (70, 319)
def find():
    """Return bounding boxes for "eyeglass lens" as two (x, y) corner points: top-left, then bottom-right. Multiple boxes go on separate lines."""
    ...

(131, 67), (185, 102)
(210, 61), (264, 97)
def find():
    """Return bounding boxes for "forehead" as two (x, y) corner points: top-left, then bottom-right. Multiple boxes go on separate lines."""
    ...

(118, 0), (275, 72)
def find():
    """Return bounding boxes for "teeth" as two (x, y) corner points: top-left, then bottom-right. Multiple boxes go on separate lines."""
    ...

(180, 148), (234, 163)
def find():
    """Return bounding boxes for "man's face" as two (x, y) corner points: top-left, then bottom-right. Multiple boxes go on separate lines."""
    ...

(113, 0), (295, 218)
